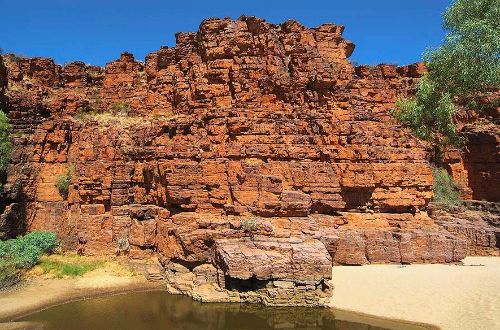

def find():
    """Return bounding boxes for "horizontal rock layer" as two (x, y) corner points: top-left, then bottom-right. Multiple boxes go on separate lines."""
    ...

(1, 16), (497, 305)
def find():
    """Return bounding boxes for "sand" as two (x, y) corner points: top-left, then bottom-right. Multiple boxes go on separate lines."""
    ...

(1, 256), (499, 330)
(330, 256), (500, 330)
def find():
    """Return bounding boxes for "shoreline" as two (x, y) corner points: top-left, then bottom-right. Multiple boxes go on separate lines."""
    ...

(0, 273), (164, 325)
(1, 256), (499, 330)
(0, 275), (437, 330)
(332, 307), (439, 330)
(0, 278), (436, 330)
(330, 256), (500, 330)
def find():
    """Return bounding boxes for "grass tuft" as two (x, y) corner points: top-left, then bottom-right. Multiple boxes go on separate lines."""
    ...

(38, 255), (105, 278)
(240, 216), (261, 233)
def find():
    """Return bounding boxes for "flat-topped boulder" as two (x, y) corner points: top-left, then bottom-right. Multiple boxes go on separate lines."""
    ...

(164, 237), (333, 306)
(213, 238), (333, 306)
(214, 237), (332, 283)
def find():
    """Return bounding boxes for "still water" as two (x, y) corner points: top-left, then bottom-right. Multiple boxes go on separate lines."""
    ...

(19, 291), (425, 330)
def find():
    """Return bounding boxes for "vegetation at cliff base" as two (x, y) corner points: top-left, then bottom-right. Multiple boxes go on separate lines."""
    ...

(393, 0), (500, 148)
(33, 254), (135, 279)
(432, 167), (460, 209)
(0, 231), (58, 288)
(38, 255), (105, 278)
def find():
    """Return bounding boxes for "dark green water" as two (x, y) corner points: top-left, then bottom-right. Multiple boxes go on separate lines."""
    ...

(18, 291), (423, 330)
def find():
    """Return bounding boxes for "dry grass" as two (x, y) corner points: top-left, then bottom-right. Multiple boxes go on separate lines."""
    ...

(30, 254), (137, 279)
(73, 111), (184, 128)
(240, 216), (261, 232)
(73, 112), (145, 126)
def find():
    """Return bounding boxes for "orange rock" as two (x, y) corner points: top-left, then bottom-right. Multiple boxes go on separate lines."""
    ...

(0, 16), (495, 269)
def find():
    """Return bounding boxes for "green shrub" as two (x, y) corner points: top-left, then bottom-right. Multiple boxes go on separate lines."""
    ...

(393, 76), (463, 148)
(240, 216), (261, 233)
(0, 231), (58, 288)
(22, 231), (60, 255)
(0, 110), (11, 171)
(0, 110), (12, 196)
(432, 167), (460, 209)
(55, 167), (73, 199)
(392, 0), (499, 149)
(0, 231), (58, 267)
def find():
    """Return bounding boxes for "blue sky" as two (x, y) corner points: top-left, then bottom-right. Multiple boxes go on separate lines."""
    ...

(0, 0), (452, 66)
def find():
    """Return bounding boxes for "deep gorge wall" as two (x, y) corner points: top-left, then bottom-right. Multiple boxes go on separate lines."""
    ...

(0, 16), (498, 304)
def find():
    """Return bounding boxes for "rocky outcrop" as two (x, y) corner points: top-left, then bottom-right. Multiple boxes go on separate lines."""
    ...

(1, 16), (497, 305)
(444, 94), (500, 202)
(429, 201), (499, 256)
(162, 237), (333, 306)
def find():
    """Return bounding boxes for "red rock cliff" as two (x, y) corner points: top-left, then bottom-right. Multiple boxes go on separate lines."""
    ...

(2, 17), (496, 276)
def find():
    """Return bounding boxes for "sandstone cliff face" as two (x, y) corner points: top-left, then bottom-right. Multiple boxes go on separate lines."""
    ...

(1, 16), (497, 305)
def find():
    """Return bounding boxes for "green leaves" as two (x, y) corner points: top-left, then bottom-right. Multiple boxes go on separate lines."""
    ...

(0, 231), (59, 288)
(0, 110), (11, 171)
(0, 231), (59, 268)
(55, 166), (73, 199)
(393, 0), (499, 149)
(393, 76), (462, 148)
(428, 0), (499, 100)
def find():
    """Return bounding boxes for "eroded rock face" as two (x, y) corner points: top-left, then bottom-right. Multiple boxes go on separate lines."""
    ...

(444, 94), (500, 202)
(215, 238), (331, 281)
(429, 202), (499, 256)
(210, 238), (332, 306)
(1, 16), (495, 306)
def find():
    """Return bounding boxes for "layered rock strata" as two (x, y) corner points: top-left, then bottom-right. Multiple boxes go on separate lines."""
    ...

(1, 16), (496, 305)
(429, 201), (499, 256)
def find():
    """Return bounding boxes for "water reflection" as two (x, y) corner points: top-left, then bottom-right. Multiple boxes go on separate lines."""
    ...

(20, 291), (402, 330)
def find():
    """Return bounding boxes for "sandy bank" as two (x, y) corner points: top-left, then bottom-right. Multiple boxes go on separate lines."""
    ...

(2, 256), (499, 330)
(0, 269), (163, 326)
(330, 256), (500, 330)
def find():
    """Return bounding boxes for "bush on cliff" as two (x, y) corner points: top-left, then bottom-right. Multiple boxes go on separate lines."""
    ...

(55, 166), (73, 199)
(0, 112), (9, 165)
(393, 0), (499, 148)
(0, 110), (12, 197)
(240, 216), (261, 233)
(111, 102), (131, 116)
(393, 76), (459, 147)
(432, 167), (460, 209)
(0, 231), (59, 288)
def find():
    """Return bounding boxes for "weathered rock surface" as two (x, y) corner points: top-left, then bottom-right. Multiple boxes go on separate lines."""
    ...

(444, 117), (500, 202)
(0, 16), (497, 306)
(429, 201), (500, 256)
(214, 238), (332, 283)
